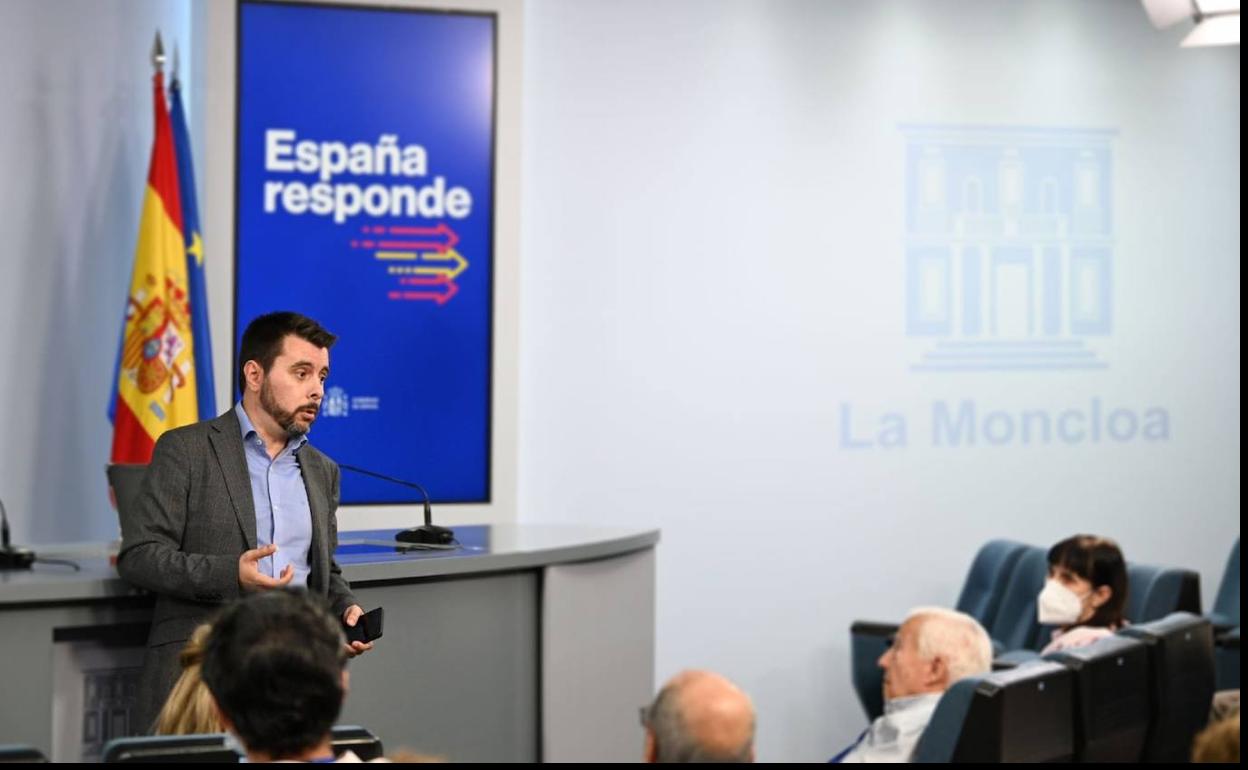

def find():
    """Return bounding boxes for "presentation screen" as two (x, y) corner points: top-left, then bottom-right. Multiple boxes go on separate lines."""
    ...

(235, 0), (496, 504)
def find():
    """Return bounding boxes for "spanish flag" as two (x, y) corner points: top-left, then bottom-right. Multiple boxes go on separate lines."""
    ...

(109, 71), (199, 463)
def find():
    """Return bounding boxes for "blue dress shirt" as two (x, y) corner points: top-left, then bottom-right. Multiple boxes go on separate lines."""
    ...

(235, 402), (313, 587)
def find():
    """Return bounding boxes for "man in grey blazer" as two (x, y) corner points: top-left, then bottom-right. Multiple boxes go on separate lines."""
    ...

(118, 311), (371, 733)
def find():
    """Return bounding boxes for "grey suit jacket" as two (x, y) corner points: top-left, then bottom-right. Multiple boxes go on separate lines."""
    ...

(117, 408), (357, 666)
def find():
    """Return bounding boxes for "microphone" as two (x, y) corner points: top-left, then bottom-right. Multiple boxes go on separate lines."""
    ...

(336, 463), (455, 546)
(0, 496), (36, 570)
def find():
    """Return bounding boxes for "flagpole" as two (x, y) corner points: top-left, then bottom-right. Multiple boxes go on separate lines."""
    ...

(151, 30), (164, 73)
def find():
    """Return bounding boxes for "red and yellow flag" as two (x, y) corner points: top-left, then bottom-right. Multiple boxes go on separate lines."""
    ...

(109, 72), (200, 463)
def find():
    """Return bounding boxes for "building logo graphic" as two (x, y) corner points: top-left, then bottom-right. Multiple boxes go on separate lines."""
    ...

(902, 125), (1115, 372)
(323, 386), (350, 418)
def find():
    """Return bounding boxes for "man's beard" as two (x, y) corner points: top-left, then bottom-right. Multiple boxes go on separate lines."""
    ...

(260, 380), (317, 438)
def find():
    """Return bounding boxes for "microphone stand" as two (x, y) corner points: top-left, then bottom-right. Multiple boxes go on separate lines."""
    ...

(337, 464), (455, 546)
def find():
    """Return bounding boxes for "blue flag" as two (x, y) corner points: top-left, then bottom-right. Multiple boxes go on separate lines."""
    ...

(168, 77), (216, 420)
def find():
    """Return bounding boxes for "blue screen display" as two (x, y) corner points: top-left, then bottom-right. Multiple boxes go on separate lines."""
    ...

(236, 1), (495, 503)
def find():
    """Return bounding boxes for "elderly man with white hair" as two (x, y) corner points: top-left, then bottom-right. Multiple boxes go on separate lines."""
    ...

(832, 607), (993, 763)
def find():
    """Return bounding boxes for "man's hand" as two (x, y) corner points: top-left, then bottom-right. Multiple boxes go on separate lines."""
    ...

(238, 544), (294, 593)
(342, 604), (375, 658)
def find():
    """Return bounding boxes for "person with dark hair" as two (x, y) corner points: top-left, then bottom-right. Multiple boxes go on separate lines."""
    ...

(200, 590), (377, 762)
(1037, 534), (1129, 655)
(642, 670), (756, 763)
(118, 311), (372, 734)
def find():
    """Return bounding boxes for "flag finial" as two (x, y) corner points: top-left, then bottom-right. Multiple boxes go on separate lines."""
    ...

(151, 31), (165, 73)
(172, 41), (180, 85)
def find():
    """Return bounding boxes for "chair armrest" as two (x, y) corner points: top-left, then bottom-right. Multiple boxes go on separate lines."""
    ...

(993, 649), (1042, 670)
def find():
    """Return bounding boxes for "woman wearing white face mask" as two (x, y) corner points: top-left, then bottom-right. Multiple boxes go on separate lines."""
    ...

(1038, 535), (1129, 656)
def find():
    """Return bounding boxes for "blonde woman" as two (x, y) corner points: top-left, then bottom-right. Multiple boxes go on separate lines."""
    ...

(152, 624), (222, 735)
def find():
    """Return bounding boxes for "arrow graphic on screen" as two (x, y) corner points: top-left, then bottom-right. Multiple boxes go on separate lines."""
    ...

(387, 274), (460, 305)
(376, 249), (468, 279)
(352, 223), (467, 305)
(357, 222), (459, 252)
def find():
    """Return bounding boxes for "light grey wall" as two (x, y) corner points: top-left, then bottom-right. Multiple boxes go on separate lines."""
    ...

(0, 0), (200, 543)
(516, 0), (1240, 761)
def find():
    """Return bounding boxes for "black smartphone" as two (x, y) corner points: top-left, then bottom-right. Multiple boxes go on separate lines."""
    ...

(344, 606), (384, 644)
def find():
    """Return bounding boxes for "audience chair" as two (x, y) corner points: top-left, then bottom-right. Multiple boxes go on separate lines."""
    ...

(1125, 562), (1201, 624)
(1046, 634), (1150, 762)
(106, 463), (149, 528)
(912, 660), (1075, 763)
(1208, 538), (1240, 690)
(331, 725), (385, 761)
(1119, 612), (1216, 763)
(101, 725), (382, 763)
(101, 734), (239, 763)
(0, 745), (47, 763)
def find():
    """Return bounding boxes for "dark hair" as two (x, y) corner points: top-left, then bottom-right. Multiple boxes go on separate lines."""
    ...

(237, 312), (337, 395)
(1048, 534), (1129, 629)
(200, 590), (346, 759)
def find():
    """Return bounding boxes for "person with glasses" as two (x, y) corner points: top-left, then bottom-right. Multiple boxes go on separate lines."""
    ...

(641, 670), (756, 763)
